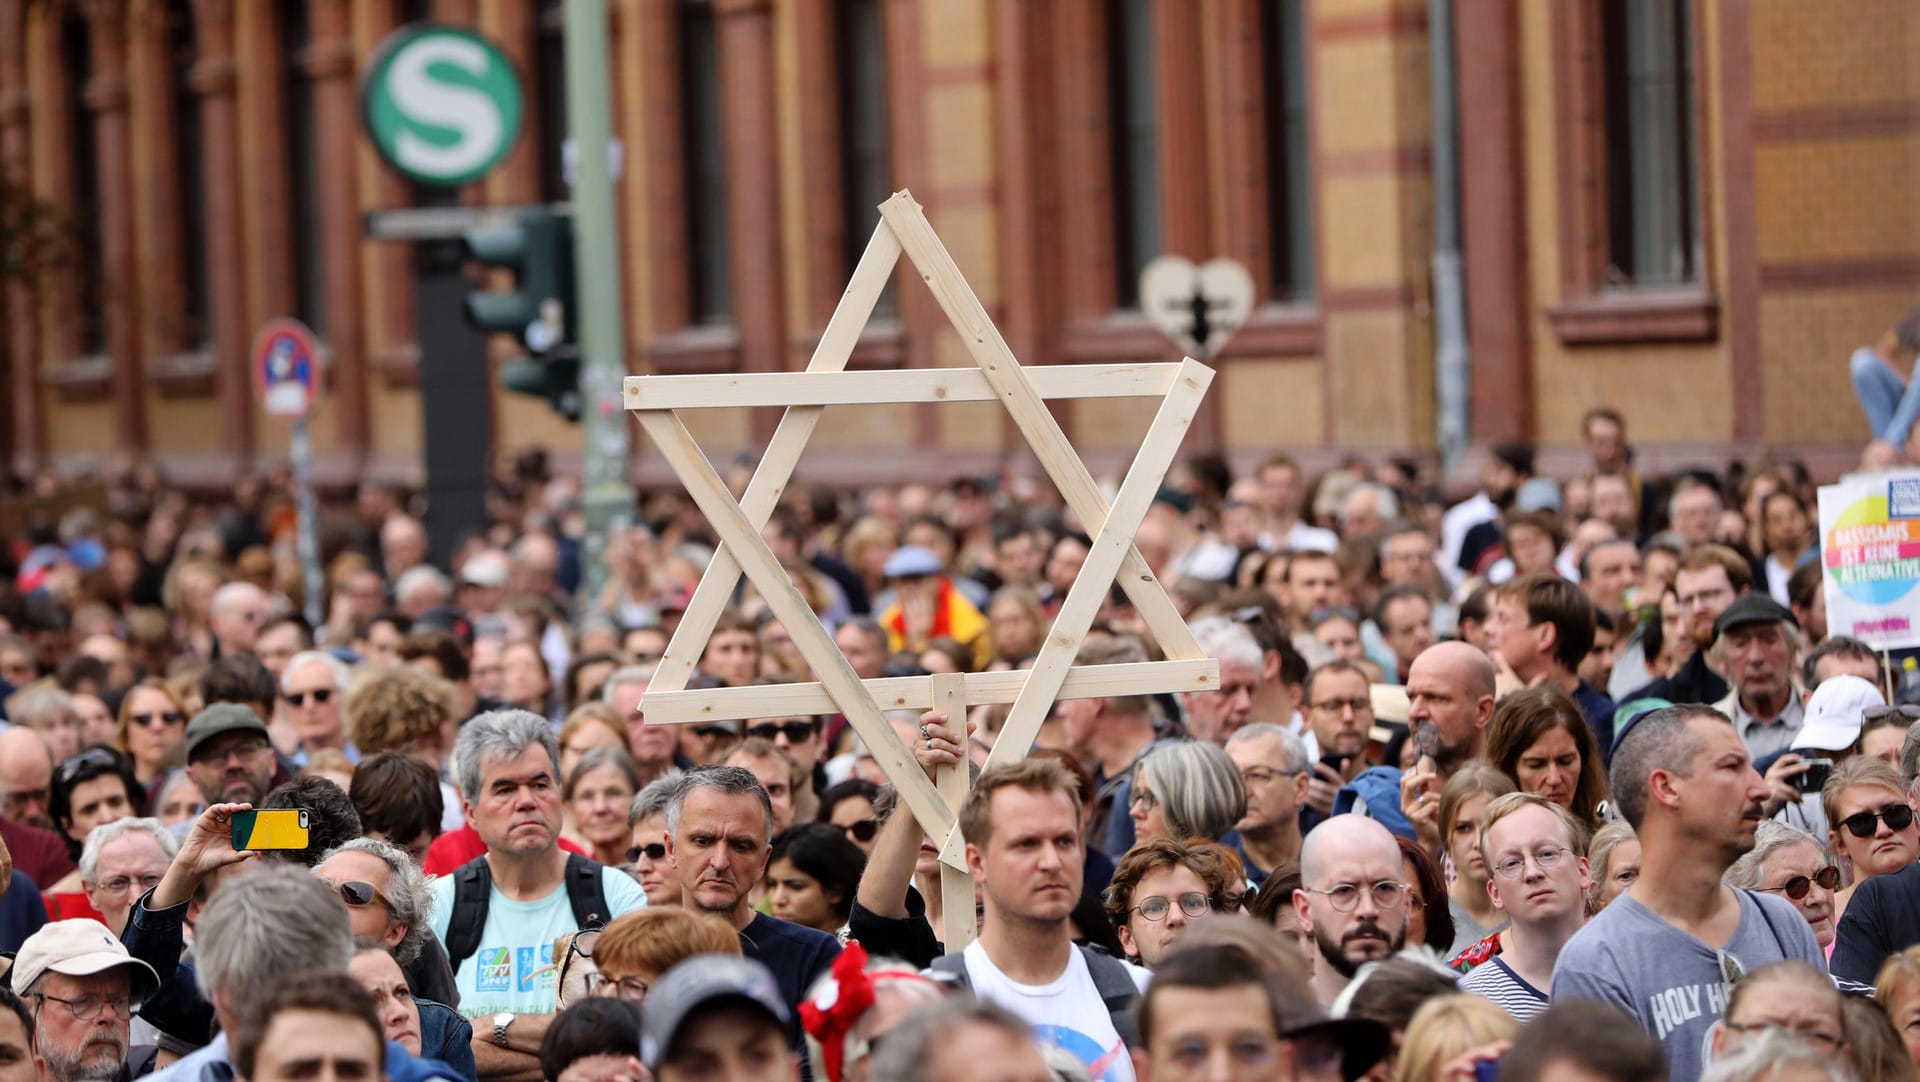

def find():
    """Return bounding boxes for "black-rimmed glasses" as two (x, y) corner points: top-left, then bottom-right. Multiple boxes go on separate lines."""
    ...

(1839, 803), (1914, 838)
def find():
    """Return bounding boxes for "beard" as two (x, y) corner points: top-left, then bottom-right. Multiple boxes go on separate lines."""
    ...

(40, 1033), (127, 1082)
(1315, 918), (1404, 978)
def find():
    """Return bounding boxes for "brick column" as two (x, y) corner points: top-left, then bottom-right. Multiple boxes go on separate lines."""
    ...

(305, 0), (367, 464)
(81, 0), (146, 450)
(716, 0), (785, 440)
(189, 0), (253, 461)
(0, 0), (38, 466)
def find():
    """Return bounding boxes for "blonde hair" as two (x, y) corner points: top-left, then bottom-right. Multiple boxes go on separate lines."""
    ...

(1876, 944), (1920, 1008)
(1393, 994), (1518, 1082)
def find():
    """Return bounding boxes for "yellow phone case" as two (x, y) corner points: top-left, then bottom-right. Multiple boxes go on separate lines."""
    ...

(231, 809), (311, 850)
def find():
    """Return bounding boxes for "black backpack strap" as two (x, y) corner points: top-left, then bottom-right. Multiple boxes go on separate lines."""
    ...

(1079, 946), (1141, 1047)
(442, 857), (494, 972)
(562, 853), (612, 931)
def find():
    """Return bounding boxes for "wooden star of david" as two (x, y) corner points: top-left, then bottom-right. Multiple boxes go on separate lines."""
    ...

(625, 191), (1219, 950)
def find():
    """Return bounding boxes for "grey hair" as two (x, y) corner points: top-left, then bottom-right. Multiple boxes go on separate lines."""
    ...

(211, 581), (265, 616)
(393, 565), (451, 604)
(1724, 821), (1825, 891)
(1343, 482), (1401, 524)
(195, 864), (355, 1012)
(1668, 476), (1724, 520)
(1707, 622), (1805, 673)
(865, 996), (1039, 1081)
(664, 765), (774, 843)
(1137, 740), (1247, 841)
(629, 773), (687, 828)
(281, 650), (352, 695)
(1188, 616), (1263, 671)
(78, 817), (177, 885)
(318, 837), (430, 966)
(564, 746), (643, 801)
(601, 665), (659, 702)
(454, 708), (562, 805)
(10, 686), (73, 729)
(1225, 723), (1310, 774)
(1700, 1027), (1854, 1082)
(1899, 720), (1920, 795)
(1608, 704), (1723, 830)
(1586, 821), (1638, 885)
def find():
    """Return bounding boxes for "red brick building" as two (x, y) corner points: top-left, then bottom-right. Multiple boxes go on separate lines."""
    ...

(1, 0), (1915, 488)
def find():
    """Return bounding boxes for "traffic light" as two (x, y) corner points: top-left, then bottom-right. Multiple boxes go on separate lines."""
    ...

(461, 207), (580, 421)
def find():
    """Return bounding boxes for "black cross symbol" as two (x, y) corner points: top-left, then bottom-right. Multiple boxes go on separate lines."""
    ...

(1162, 274), (1229, 357)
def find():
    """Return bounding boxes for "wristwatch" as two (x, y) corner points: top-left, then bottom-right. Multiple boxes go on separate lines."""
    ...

(492, 1012), (515, 1048)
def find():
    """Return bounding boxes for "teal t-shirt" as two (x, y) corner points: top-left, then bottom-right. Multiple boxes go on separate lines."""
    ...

(429, 862), (646, 1019)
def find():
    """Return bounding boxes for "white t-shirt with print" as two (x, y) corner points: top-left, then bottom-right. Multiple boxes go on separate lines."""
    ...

(961, 939), (1138, 1082)
(429, 863), (645, 1019)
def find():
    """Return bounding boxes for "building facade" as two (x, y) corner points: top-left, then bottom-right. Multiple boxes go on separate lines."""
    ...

(0, 0), (1914, 489)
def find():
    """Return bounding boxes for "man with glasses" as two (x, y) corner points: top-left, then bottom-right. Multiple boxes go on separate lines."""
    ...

(1289, 814), (1409, 1005)
(743, 714), (824, 822)
(1224, 724), (1309, 881)
(1296, 662), (1377, 822)
(1102, 838), (1235, 969)
(1621, 544), (1750, 707)
(1553, 704), (1821, 1082)
(280, 651), (354, 768)
(1458, 793), (1592, 1020)
(78, 819), (175, 937)
(180, 703), (279, 811)
(12, 918), (159, 1082)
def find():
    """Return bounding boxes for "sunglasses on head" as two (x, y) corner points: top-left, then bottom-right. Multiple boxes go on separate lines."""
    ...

(1760, 866), (1842, 901)
(285, 688), (334, 707)
(1840, 803), (1915, 838)
(839, 818), (878, 843)
(627, 842), (668, 864)
(744, 720), (815, 743)
(1864, 705), (1920, 724)
(55, 748), (123, 787)
(335, 880), (395, 910)
(130, 711), (182, 729)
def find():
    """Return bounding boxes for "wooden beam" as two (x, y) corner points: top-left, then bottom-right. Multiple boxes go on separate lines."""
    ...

(877, 191), (1209, 662)
(645, 221), (902, 697)
(636, 658), (1221, 725)
(932, 673), (976, 952)
(625, 362), (1187, 410)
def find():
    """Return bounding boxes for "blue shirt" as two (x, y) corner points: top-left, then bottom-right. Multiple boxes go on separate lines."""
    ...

(146, 1034), (461, 1082)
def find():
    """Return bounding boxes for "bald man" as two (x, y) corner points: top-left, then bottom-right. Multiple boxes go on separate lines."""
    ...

(1400, 642), (1499, 850)
(1292, 814), (1409, 1004)
(210, 582), (271, 658)
(0, 726), (76, 885)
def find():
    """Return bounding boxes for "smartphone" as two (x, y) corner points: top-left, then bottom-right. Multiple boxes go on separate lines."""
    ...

(231, 809), (311, 850)
(1474, 1061), (1500, 1082)
(1796, 758), (1834, 794)
(1319, 752), (1353, 778)
(1413, 720), (1439, 763)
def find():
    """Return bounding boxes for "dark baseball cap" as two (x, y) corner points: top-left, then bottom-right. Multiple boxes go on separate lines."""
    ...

(1713, 593), (1798, 640)
(183, 702), (270, 761)
(639, 956), (789, 1072)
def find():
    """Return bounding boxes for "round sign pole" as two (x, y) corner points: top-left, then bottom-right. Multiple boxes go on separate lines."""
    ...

(253, 319), (327, 629)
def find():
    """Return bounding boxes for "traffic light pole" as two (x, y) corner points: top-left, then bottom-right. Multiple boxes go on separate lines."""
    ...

(566, 0), (630, 610)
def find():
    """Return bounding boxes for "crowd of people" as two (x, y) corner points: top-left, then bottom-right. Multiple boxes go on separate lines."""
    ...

(0, 406), (1905, 1082)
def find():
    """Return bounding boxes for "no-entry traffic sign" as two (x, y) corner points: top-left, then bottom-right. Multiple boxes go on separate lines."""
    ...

(253, 318), (320, 419)
(361, 24), (524, 187)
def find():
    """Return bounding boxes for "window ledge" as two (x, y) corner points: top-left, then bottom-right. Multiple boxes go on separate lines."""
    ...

(792, 316), (905, 370)
(1219, 303), (1323, 358)
(148, 347), (218, 397)
(1547, 289), (1720, 345)
(44, 355), (113, 401)
(643, 323), (743, 374)
(1059, 311), (1177, 363)
(373, 343), (421, 389)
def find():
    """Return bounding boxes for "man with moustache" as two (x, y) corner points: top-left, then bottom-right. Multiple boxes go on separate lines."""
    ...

(13, 919), (159, 1082)
(1552, 705), (1822, 1082)
(1291, 814), (1409, 1005)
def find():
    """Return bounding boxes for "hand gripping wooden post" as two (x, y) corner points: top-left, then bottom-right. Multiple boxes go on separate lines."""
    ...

(626, 190), (1219, 947)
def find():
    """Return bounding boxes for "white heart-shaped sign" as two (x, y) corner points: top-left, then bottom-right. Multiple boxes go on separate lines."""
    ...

(1138, 255), (1256, 358)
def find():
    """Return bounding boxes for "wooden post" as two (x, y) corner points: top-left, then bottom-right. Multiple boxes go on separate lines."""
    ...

(931, 673), (976, 951)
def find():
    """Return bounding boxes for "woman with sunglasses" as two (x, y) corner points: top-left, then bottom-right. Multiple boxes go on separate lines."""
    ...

(43, 746), (147, 919)
(1822, 758), (1920, 927)
(816, 778), (881, 856)
(1726, 821), (1841, 952)
(113, 678), (189, 803)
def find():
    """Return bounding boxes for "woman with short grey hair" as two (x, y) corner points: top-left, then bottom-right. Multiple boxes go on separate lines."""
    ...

(1724, 821), (1840, 950)
(1131, 741), (1247, 843)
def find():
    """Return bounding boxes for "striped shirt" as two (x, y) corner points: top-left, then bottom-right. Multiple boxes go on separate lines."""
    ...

(1459, 955), (1549, 1021)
